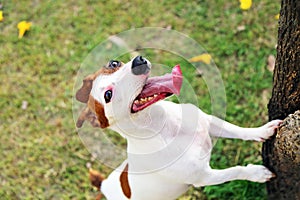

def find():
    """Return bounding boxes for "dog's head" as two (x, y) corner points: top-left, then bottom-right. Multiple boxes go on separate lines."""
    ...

(76, 56), (182, 129)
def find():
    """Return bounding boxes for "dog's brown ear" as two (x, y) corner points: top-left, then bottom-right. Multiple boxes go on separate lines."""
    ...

(76, 69), (103, 103)
(76, 106), (100, 128)
(76, 75), (95, 103)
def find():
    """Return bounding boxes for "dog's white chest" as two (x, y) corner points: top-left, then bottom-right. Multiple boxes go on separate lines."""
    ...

(125, 101), (213, 185)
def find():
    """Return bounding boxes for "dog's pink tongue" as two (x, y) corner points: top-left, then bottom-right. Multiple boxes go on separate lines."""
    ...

(139, 65), (183, 97)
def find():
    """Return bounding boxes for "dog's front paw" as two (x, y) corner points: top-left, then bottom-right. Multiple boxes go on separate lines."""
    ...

(256, 119), (282, 142)
(245, 164), (275, 183)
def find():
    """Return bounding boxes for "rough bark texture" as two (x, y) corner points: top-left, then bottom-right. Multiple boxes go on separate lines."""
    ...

(263, 111), (300, 199)
(267, 0), (300, 119)
(262, 0), (300, 199)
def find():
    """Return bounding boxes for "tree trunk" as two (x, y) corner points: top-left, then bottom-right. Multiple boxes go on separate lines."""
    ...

(262, 0), (300, 199)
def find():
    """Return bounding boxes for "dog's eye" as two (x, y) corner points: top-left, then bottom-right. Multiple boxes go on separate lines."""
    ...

(104, 90), (113, 103)
(108, 60), (120, 68)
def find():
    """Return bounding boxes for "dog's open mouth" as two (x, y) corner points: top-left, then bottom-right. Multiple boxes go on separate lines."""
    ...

(131, 65), (183, 113)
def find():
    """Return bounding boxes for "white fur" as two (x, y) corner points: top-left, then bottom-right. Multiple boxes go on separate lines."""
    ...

(90, 58), (281, 200)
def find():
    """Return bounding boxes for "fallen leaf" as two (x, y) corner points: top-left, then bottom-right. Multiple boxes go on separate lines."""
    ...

(267, 55), (276, 72)
(189, 53), (212, 64)
(17, 21), (32, 39)
(0, 11), (3, 22)
(21, 100), (28, 110)
(237, 25), (246, 32)
(239, 0), (252, 10)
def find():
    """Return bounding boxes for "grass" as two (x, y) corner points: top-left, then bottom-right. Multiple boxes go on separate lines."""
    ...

(0, 0), (280, 199)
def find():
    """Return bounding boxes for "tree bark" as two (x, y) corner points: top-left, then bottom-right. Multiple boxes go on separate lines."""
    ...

(262, 0), (300, 199)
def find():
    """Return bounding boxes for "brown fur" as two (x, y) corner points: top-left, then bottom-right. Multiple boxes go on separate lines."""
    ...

(120, 164), (131, 199)
(76, 63), (123, 103)
(76, 69), (102, 103)
(76, 106), (100, 128)
(76, 62), (125, 199)
(88, 96), (109, 129)
(75, 62), (124, 128)
(89, 168), (105, 189)
(89, 168), (105, 200)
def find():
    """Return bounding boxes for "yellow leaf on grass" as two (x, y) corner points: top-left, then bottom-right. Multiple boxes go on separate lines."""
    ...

(239, 0), (252, 10)
(189, 53), (212, 64)
(17, 21), (32, 39)
(0, 11), (3, 22)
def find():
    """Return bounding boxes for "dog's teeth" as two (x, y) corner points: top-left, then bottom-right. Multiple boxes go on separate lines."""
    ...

(135, 96), (157, 105)
(138, 98), (145, 104)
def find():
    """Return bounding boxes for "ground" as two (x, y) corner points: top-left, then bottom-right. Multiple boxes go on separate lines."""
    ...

(0, 0), (280, 199)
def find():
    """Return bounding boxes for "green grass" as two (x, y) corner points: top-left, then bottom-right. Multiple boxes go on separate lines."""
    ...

(0, 0), (280, 199)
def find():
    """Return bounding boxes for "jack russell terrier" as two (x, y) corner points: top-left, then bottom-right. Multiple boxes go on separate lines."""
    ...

(75, 56), (281, 200)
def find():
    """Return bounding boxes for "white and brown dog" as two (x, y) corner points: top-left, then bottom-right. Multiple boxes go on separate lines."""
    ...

(75, 56), (281, 200)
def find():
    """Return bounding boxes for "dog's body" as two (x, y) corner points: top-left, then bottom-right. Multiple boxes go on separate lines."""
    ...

(76, 56), (281, 200)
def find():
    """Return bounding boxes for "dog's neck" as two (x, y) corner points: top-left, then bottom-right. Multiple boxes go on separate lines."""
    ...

(110, 101), (178, 154)
(109, 101), (211, 174)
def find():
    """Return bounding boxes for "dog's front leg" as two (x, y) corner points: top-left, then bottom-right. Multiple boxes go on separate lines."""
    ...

(194, 164), (274, 187)
(205, 115), (282, 141)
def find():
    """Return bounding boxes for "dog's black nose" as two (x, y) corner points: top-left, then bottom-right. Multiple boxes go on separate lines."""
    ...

(131, 56), (150, 75)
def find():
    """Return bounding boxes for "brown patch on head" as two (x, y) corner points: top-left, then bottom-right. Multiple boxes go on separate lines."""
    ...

(75, 61), (123, 103)
(75, 60), (124, 128)
(100, 60), (123, 75)
(88, 96), (109, 128)
(120, 164), (131, 199)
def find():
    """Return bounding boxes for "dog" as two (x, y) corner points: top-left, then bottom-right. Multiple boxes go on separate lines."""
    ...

(75, 56), (281, 200)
